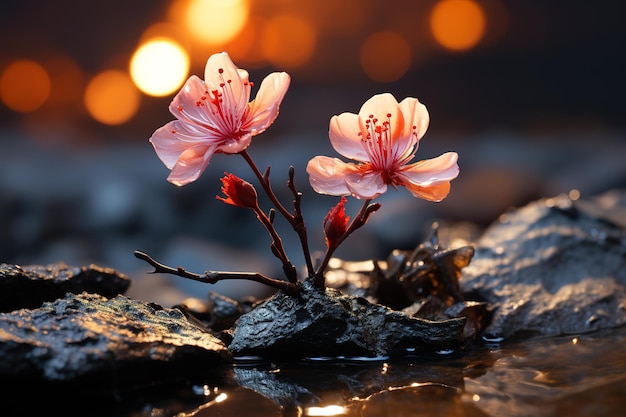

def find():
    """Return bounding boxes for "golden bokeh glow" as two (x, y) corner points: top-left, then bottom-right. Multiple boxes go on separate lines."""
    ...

(184, 0), (249, 45)
(84, 70), (140, 125)
(360, 31), (411, 83)
(260, 14), (317, 69)
(430, 0), (486, 51)
(0, 60), (51, 113)
(130, 38), (190, 97)
(222, 16), (268, 67)
(305, 405), (347, 416)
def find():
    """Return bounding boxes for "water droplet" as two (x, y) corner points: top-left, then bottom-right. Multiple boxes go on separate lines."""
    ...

(482, 334), (505, 343)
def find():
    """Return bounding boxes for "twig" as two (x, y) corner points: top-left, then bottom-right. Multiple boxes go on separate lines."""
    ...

(134, 250), (301, 296)
(240, 149), (314, 278)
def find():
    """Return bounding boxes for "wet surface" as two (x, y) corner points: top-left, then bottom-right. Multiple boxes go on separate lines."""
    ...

(9, 325), (625, 417)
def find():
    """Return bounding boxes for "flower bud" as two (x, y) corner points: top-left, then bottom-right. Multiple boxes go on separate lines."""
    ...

(216, 172), (259, 210)
(324, 196), (350, 249)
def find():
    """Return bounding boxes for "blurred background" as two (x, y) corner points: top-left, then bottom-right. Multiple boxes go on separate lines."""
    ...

(1, 0), (625, 304)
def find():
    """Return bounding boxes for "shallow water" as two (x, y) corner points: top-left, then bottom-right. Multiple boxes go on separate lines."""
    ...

(55, 325), (625, 417)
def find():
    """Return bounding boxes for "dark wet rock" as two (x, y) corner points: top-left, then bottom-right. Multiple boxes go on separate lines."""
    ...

(0, 262), (131, 312)
(368, 223), (475, 309)
(461, 191), (626, 339)
(0, 292), (231, 387)
(324, 223), (475, 311)
(228, 279), (466, 359)
(174, 290), (247, 333)
(324, 224), (488, 342)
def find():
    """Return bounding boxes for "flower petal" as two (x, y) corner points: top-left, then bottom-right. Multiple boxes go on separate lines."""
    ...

(306, 156), (355, 196)
(396, 97), (429, 159)
(216, 133), (252, 154)
(168, 75), (214, 127)
(359, 93), (404, 141)
(166, 144), (218, 186)
(398, 97), (429, 142)
(150, 119), (224, 168)
(244, 71), (291, 135)
(399, 152), (459, 185)
(204, 52), (250, 119)
(329, 113), (370, 161)
(344, 171), (387, 199)
(404, 181), (451, 202)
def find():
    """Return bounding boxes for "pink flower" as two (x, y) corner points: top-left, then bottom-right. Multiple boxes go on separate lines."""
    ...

(150, 52), (291, 186)
(306, 93), (459, 201)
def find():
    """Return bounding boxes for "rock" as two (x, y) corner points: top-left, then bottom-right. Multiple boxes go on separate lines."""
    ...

(228, 279), (466, 359)
(368, 223), (475, 310)
(461, 191), (626, 339)
(0, 292), (232, 387)
(0, 262), (131, 312)
(174, 290), (247, 332)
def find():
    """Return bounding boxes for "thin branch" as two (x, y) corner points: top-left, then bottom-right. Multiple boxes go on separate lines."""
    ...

(240, 150), (293, 220)
(287, 166), (315, 276)
(251, 204), (298, 282)
(134, 250), (301, 296)
(240, 149), (314, 279)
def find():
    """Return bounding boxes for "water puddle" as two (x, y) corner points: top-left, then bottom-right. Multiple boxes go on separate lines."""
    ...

(15, 326), (626, 416)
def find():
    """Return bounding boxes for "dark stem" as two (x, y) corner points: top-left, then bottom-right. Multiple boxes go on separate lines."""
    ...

(240, 149), (314, 277)
(134, 250), (301, 296)
(312, 199), (381, 288)
(251, 204), (298, 283)
(287, 166), (315, 276)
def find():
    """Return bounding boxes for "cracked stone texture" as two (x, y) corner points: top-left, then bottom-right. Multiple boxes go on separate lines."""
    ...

(0, 292), (231, 384)
(0, 262), (131, 312)
(229, 279), (466, 359)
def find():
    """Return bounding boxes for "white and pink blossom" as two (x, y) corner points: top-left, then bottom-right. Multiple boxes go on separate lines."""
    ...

(307, 93), (459, 201)
(150, 52), (290, 186)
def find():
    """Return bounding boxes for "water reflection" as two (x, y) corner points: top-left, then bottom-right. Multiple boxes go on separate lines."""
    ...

(161, 326), (626, 417)
(17, 326), (625, 416)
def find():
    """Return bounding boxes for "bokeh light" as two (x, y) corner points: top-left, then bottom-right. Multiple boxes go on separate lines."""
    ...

(360, 31), (412, 83)
(84, 70), (140, 125)
(129, 38), (190, 97)
(183, 0), (249, 45)
(260, 14), (317, 69)
(222, 16), (268, 67)
(0, 60), (51, 113)
(430, 0), (486, 51)
(45, 57), (85, 109)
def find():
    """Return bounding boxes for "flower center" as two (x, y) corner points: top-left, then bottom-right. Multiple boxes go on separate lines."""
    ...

(207, 68), (244, 136)
(176, 67), (252, 143)
(359, 113), (419, 184)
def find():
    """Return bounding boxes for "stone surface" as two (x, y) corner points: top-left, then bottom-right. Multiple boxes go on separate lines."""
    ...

(0, 262), (131, 312)
(460, 191), (626, 339)
(228, 279), (466, 359)
(0, 292), (231, 385)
